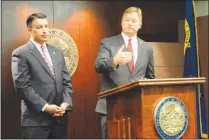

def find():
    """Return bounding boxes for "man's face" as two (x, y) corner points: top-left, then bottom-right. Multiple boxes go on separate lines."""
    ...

(121, 12), (142, 37)
(28, 18), (49, 44)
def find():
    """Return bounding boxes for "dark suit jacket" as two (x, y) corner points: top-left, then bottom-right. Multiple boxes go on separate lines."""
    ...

(11, 40), (73, 126)
(94, 34), (155, 114)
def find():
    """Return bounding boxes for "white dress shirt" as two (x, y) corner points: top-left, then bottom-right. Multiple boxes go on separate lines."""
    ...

(121, 32), (138, 66)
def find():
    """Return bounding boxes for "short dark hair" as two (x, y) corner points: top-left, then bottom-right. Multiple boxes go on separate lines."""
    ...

(26, 13), (47, 28)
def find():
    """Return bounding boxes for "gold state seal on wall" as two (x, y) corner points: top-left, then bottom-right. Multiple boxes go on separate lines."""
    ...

(154, 96), (188, 139)
(47, 28), (78, 77)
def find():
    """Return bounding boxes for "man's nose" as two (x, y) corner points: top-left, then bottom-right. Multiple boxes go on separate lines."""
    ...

(42, 27), (48, 33)
(128, 21), (133, 25)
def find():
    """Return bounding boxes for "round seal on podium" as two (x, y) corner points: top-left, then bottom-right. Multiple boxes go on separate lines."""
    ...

(154, 96), (188, 139)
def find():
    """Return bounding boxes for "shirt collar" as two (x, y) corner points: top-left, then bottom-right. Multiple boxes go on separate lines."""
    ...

(30, 37), (46, 48)
(121, 32), (137, 42)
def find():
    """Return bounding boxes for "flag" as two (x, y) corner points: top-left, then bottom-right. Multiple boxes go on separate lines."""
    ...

(183, 0), (208, 138)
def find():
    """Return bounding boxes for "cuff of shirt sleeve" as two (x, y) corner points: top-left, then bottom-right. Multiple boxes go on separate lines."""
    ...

(61, 103), (72, 112)
(61, 103), (69, 106)
(42, 103), (48, 112)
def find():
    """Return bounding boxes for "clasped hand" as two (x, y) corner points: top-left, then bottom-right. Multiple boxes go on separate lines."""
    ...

(44, 104), (68, 117)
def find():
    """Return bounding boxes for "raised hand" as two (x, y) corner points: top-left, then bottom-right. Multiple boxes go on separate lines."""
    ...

(113, 45), (132, 65)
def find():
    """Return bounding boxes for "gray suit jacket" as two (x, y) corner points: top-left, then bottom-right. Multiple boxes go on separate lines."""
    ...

(11, 40), (73, 126)
(94, 34), (155, 114)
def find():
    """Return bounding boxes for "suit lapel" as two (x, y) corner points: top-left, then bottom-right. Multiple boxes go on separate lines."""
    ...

(117, 34), (132, 73)
(133, 38), (142, 71)
(27, 41), (55, 79)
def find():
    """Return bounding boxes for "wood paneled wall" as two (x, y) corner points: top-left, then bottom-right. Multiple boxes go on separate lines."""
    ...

(2, 1), (186, 139)
(149, 42), (184, 78)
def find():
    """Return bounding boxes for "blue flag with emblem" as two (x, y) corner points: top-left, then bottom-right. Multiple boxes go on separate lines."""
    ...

(183, 0), (208, 138)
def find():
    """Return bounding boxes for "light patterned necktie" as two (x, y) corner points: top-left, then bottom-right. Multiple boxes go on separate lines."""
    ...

(41, 46), (55, 78)
(127, 38), (134, 72)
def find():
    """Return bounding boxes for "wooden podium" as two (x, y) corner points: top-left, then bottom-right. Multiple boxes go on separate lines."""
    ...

(98, 77), (206, 139)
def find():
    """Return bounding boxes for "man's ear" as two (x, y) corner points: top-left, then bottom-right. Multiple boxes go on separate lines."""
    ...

(28, 27), (32, 33)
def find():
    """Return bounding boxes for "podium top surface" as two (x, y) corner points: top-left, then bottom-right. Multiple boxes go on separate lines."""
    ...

(98, 77), (206, 98)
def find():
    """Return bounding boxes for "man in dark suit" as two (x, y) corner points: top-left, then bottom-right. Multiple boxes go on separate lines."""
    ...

(11, 13), (73, 139)
(94, 7), (155, 138)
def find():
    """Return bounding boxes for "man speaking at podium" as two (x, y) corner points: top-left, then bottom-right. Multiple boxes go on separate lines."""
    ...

(94, 7), (155, 138)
